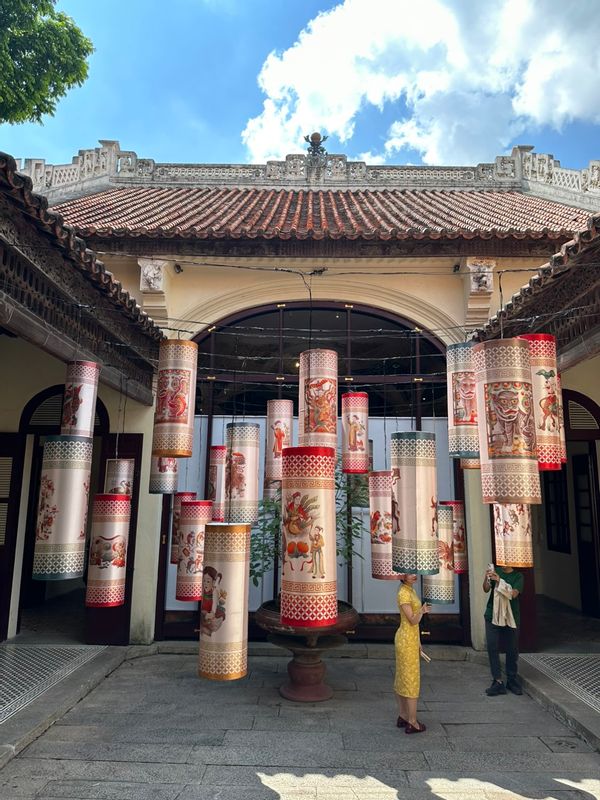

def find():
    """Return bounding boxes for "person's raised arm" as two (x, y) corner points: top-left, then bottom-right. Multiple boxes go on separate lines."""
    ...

(400, 602), (430, 626)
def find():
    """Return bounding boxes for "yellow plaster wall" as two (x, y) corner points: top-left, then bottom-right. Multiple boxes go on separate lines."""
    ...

(0, 337), (162, 644)
(105, 254), (545, 343)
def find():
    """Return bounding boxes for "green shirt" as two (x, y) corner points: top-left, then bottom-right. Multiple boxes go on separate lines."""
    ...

(484, 567), (524, 626)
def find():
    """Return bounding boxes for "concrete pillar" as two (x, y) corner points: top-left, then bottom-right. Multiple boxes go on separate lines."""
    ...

(464, 469), (493, 650)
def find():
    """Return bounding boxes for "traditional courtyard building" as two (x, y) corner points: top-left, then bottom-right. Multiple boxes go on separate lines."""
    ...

(2, 137), (599, 649)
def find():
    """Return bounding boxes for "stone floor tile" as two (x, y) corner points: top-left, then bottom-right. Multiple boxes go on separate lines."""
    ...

(446, 735), (551, 752)
(19, 740), (193, 764)
(423, 750), (600, 772)
(2, 757), (208, 785)
(540, 735), (595, 752)
(39, 779), (183, 799)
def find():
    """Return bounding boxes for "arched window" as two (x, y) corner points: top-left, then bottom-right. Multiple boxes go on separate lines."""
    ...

(19, 385), (109, 435)
(194, 302), (447, 420)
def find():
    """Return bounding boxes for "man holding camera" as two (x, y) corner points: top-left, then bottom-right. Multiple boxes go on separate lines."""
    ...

(483, 564), (524, 696)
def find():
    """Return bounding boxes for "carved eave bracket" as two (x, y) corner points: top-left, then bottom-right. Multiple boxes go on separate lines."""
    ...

(138, 258), (172, 324)
(462, 257), (496, 331)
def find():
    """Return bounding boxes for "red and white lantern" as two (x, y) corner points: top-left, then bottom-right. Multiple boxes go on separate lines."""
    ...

(149, 456), (178, 494)
(32, 435), (93, 581)
(423, 504), (455, 604)
(198, 522), (251, 681)
(473, 338), (541, 504)
(519, 334), (561, 470)
(298, 349), (338, 448)
(447, 343), (479, 458)
(171, 491), (196, 564)
(281, 446), (337, 628)
(390, 432), (438, 575)
(493, 503), (533, 568)
(225, 422), (260, 524)
(368, 470), (399, 580)
(208, 446), (227, 521)
(176, 500), (213, 601)
(104, 458), (135, 496)
(264, 399), (293, 499)
(440, 500), (468, 574)
(60, 361), (101, 439)
(342, 393), (369, 473)
(152, 339), (198, 458)
(85, 494), (131, 607)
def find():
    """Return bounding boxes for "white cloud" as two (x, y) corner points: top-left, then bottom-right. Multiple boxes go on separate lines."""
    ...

(241, 0), (600, 165)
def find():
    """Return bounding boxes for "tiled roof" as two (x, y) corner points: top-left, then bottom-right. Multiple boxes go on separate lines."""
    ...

(0, 153), (162, 341)
(477, 213), (600, 340)
(53, 186), (590, 241)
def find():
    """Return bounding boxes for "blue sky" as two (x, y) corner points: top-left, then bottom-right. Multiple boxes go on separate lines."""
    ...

(1, 0), (600, 170)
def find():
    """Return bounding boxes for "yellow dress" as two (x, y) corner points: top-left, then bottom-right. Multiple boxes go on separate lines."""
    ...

(394, 583), (421, 698)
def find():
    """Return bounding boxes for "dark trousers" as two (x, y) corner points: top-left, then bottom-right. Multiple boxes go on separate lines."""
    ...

(485, 618), (519, 681)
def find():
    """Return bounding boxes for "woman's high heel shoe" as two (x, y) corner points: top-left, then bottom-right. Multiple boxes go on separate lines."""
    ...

(396, 715), (407, 728)
(405, 721), (426, 734)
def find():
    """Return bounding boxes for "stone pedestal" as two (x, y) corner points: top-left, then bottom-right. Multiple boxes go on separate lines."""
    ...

(255, 600), (359, 703)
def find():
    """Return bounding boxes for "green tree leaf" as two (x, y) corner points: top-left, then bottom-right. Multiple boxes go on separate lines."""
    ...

(0, 1), (93, 124)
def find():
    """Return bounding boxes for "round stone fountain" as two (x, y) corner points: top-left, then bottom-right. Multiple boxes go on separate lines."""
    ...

(255, 599), (359, 702)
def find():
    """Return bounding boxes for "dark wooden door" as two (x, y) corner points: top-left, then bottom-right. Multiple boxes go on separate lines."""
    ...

(573, 450), (600, 617)
(0, 433), (26, 641)
(85, 434), (143, 645)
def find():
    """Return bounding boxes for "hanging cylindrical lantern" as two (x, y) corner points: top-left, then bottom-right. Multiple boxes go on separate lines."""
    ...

(152, 339), (198, 458)
(104, 458), (135, 496)
(281, 446), (337, 627)
(149, 456), (178, 494)
(390, 432), (438, 575)
(493, 503), (533, 568)
(32, 435), (93, 581)
(342, 392), (369, 473)
(176, 500), (213, 601)
(85, 494), (131, 607)
(447, 343), (479, 459)
(460, 458), (480, 470)
(225, 422), (260, 524)
(519, 334), (561, 470)
(423, 504), (455, 604)
(557, 374), (567, 464)
(440, 500), (468, 574)
(369, 470), (400, 580)
(198, 522), (251, 681)
(298, 349), (338, 448)
(473, 338), (541, 504)
(60, 361), (101, 439)
(207, 445), (227, 521)
(265, 399), (293, 481)
(171, 491), (196, 564)
(349, 438), (373, 509)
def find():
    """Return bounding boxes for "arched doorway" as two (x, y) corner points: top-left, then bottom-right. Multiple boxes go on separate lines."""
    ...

(535, 389), (600, 650)
(155, 301), (470, 643)
(11, 387), (109, 642)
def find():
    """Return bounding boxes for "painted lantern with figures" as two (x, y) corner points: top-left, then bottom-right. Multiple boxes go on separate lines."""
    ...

(341, 392), (369, 473)
(104, 458), (135, 496)
(281, 446), (337, 628)
(518, 334), (562, 470)
(493, 503), (534, 568)
(298, 349), (338, 448)
(149, 456), (178, 494)
(60, 360), (101, 439)
(225, 422), (260, 524)
(85, 494), (131, 608)
(473, 338), (541, 505)
(198, 522), (251, 681)
(447, 342), (479, 459)
(423, 504), (455, 604)
(152, 339), (198, 458)
(207, 445), (227, 521)
(368, 470), (400, 580)
(264, 399), (293, 498)
(390, 432), (439, 575)
(176, 500), (213, 601)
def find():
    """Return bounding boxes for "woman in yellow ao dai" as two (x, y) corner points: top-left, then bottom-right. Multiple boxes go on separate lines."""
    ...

(394, 574), (430, 734)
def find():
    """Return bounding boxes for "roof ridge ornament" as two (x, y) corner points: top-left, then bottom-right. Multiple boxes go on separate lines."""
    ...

(304, 132), (328, 158)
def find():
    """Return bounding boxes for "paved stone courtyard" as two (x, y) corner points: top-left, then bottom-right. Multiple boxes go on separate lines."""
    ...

(1, 653), (599, 800)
